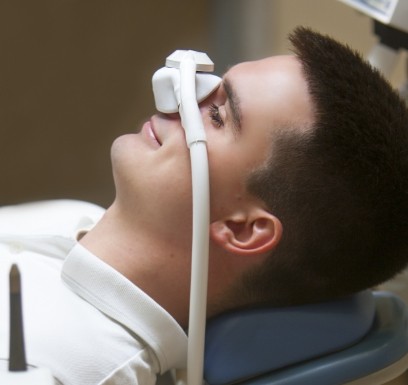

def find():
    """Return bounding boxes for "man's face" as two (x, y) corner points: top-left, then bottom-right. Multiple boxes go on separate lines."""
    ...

(110, 55), (314, 248)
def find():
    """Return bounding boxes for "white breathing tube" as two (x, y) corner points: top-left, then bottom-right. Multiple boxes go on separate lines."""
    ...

(152, 51), (222, 385)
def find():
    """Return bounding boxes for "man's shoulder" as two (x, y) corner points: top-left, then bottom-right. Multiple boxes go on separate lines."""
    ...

(0, 199), (105, 236)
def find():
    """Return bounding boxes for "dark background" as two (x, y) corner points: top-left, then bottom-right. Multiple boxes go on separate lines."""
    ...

(0, 0), (211, 207)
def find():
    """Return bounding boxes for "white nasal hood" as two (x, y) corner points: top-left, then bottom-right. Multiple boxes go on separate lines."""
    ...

(152, 50), (222, 114)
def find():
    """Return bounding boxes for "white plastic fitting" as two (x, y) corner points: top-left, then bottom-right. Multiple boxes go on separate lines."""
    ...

(152, 67), (221, 113)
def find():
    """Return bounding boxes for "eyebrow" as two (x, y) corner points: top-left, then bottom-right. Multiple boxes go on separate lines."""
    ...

(223, 77), (242, 136)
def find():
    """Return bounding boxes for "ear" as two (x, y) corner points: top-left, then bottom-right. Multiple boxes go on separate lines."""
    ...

(210, 209), (283, 256)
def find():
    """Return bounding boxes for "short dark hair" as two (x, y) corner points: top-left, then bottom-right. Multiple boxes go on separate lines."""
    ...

(240, 26), (408, 307)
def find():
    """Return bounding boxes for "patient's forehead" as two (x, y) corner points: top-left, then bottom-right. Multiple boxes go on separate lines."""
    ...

(224, 54), (314, 134)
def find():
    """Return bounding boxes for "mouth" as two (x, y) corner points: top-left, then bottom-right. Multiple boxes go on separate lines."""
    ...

(142, 120), (162, 147)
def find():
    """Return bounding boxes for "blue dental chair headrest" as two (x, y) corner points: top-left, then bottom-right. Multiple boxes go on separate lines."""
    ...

(204, 290), (375, 385)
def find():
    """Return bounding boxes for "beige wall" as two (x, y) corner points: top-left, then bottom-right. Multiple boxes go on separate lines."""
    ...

(270, 0), (405, 86)
(271, 0), (375, 53)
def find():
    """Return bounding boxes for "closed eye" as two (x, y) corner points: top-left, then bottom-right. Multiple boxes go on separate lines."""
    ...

(209, 103), (224, 128)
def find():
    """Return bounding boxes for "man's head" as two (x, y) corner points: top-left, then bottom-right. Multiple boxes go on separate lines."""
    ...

(234, 26), (408, 308)
(109, 36), (314, 320)
(108, 26), (408, 321)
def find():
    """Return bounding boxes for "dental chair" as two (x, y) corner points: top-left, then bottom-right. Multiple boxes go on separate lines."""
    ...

(204, 290), (408, 385)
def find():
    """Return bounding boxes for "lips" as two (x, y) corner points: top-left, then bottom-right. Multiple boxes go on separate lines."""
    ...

(142, 120), (161, 147)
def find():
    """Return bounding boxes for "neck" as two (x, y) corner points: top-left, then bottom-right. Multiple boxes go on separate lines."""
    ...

(79, 201), (192, 328)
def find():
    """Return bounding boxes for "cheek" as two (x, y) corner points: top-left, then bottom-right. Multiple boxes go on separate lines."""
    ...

(111, 137), (195, 242)
(111, 134), (192, 201)
(207, 148), (249, 217)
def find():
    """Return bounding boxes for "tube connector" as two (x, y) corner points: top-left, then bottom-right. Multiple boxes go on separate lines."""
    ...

(166, 50), (215, 72)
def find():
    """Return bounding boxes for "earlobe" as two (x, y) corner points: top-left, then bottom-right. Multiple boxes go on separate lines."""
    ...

(210, 210), (282, 256)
